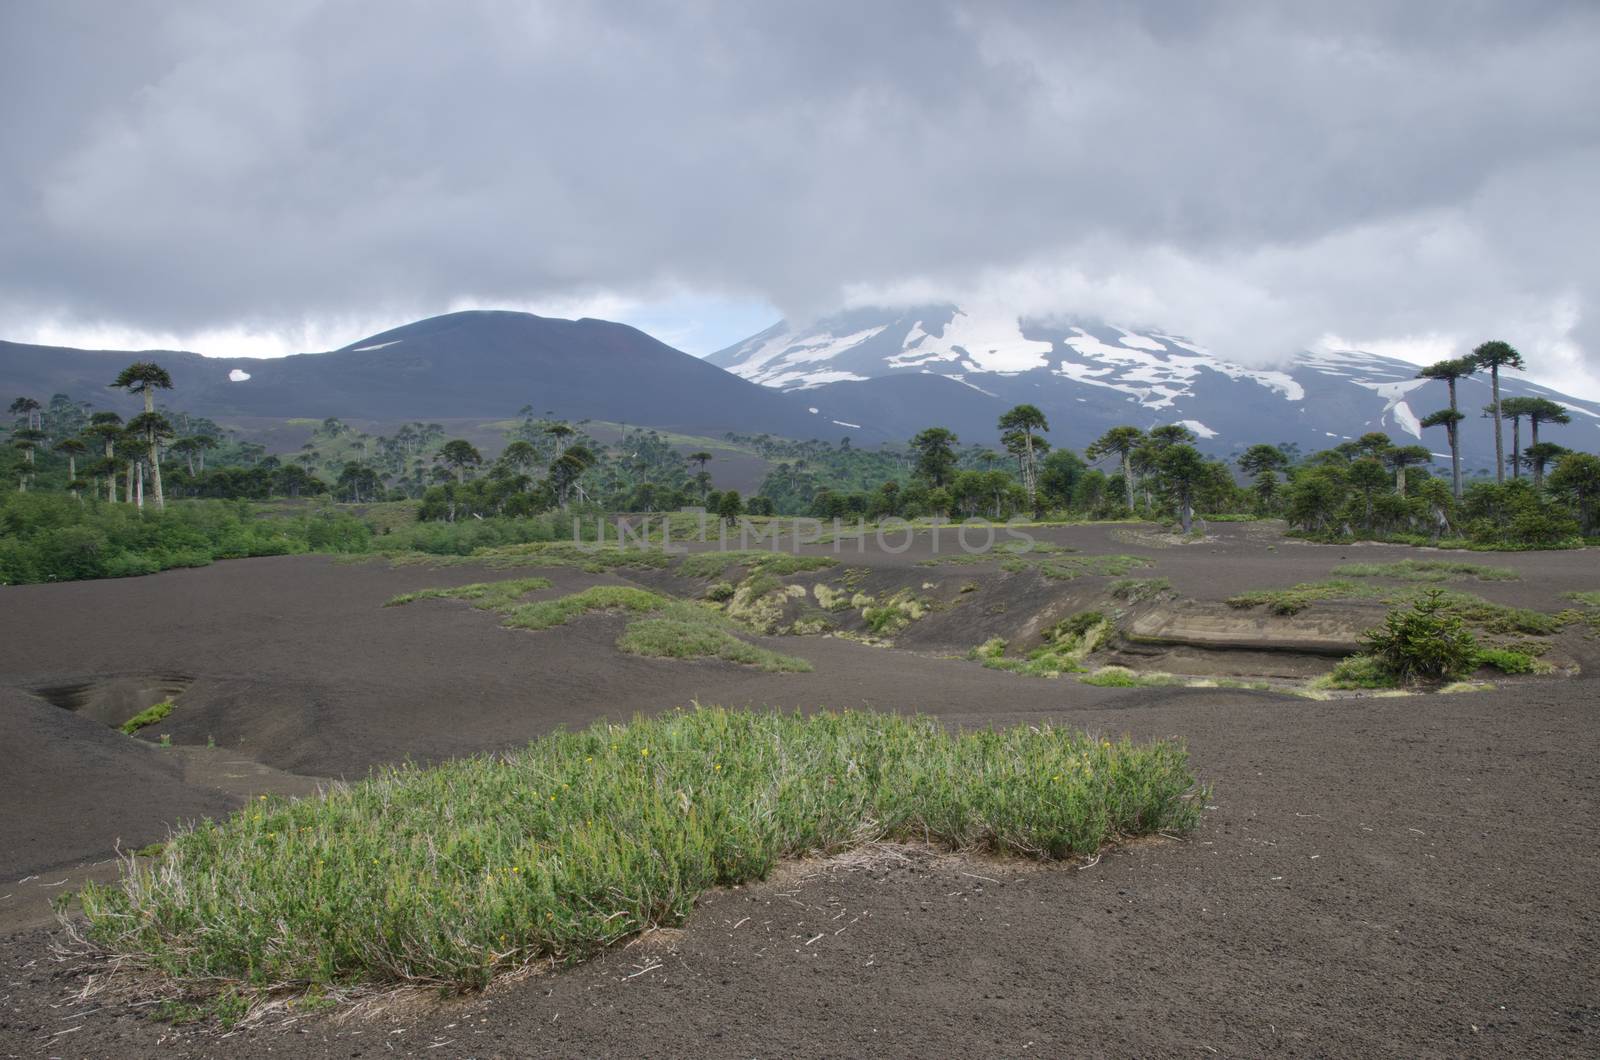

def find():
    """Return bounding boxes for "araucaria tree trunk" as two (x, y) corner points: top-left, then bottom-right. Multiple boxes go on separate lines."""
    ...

(1510, 418), (1521, 481)
(1122, 453), (1134, 510)
(1448, 377), (1462, 500)
(1491, 365), (1504, 484)
(141, 389), (165, 510)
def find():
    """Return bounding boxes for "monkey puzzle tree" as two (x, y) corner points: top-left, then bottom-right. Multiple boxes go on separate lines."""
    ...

(716, 488), (743, 524)
(1085, 425), (1144, 511)
(1420, 408), (1463, 493)
(1418, 356), (1475, 499)
(1520, 397), (1571, 452)
(1469, 340), (1525, 484)
(111, 361), (174, 508)
(1347, 458), (1390, 528)
(1156, 444), (1207, 534)
(167, 436), (202, 476)
(1521, 443), (1567, 490)
(126, 412), (175, 507)
(1237, 444), (1290, 514)
(11, 430), (43, 491)
(545, 422), (576, 459)
(1548, 452), (1600, 536)
(1237, 443), (1290, 479)
(1495, 397), (1545, 481)
(1381, 444), (1432, 497)
(9, 396), (42, 432)
(997, 404), (1049, 507)
(84, 412), (123, 502)
(501, 440), (538, 474)
(437, 439), (482, 483)
(549, 444), (596, 508)
(910, 427), (959, 488)
(54, 437), (88, 498)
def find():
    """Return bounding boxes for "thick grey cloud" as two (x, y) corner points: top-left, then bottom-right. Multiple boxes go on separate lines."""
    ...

(2, 1), (1597, 391)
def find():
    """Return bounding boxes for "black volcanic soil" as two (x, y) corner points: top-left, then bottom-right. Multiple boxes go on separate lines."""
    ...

(2, 523), (1597, 1057)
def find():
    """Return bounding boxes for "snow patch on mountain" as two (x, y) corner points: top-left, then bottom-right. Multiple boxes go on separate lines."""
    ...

(1354, 377), (1430, 439)
(1114, 327), (1166, 352)
(923, 308), (1053, 373)
(1176, 419), (1218, 439)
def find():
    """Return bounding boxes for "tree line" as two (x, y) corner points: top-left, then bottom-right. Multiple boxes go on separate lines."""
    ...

(7, 338), (1595, 547)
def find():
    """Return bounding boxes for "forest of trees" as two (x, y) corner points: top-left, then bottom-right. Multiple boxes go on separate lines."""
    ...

(4, 338), (1598, 585)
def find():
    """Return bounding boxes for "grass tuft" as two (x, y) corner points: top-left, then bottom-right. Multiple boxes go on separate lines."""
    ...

(1310, 655), (1399, 691)
(121, 700), (174, 735)
(1079, 666), (1181, 688)
(1108, 577), (1171, 603)
(1474, 647), (1541, 675)
(502, 586), (665, 630)
(385, 577), (553, 610)
(79, 708), (1204, 999)
(618, 602), (812, 672)
(1226, 579), (1377, 614)
(1331, 560), (1518, 582)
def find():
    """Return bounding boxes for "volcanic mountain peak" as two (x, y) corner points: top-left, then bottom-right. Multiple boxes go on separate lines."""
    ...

(710, 305), (1600, 459)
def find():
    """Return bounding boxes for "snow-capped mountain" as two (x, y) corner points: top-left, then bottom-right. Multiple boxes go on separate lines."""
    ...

(709, 305), (1600, 463)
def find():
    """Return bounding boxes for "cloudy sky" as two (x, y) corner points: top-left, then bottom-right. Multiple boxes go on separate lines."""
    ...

(3, 2), (1598, 395)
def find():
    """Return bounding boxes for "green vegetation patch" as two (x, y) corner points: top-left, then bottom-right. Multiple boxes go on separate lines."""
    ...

(1474, 648), (1542, 675)
(385, 577), (553, 610)
(1359, 589), (1479, 683)
(1310, 655), (1399, 691)
(1226, 579), (1378, 615)
(0, 494), (373, 586)
(502, 586), (667, 631)
(472, 542), (676, 574)
(861, 589), (932, 636)
(1037, 554), (1151, 581)
(970, 611), (1112, 678)
(1405, 589), (1561, 637)
(1226, 578), (1558, 636)
(677, 550), (835, 580)
(386, 584), (807, 671)
(1560, 591), (1600, 635)
(619, 614), (811, 672)
(120, 700), (174, 735)
(79, 708), (1204, 998)
(1108, 577), (1171, 603)
(1331, 559), (1519, 582)
(1079, 666), (1182, 688)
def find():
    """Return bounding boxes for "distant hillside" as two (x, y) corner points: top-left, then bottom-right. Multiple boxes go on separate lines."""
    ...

(0, 311), (843, 440)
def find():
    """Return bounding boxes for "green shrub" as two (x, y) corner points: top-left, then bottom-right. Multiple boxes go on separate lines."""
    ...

(0, 493), (372, 585)
(703, 580), (736, 602)
(1052, 610), (1107, 640)
(79, 708), (1204, 996)
(1359, 590), (1479, 683)
(1475, 648), (1537, 675)
(1313, 655), (1399, 690)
